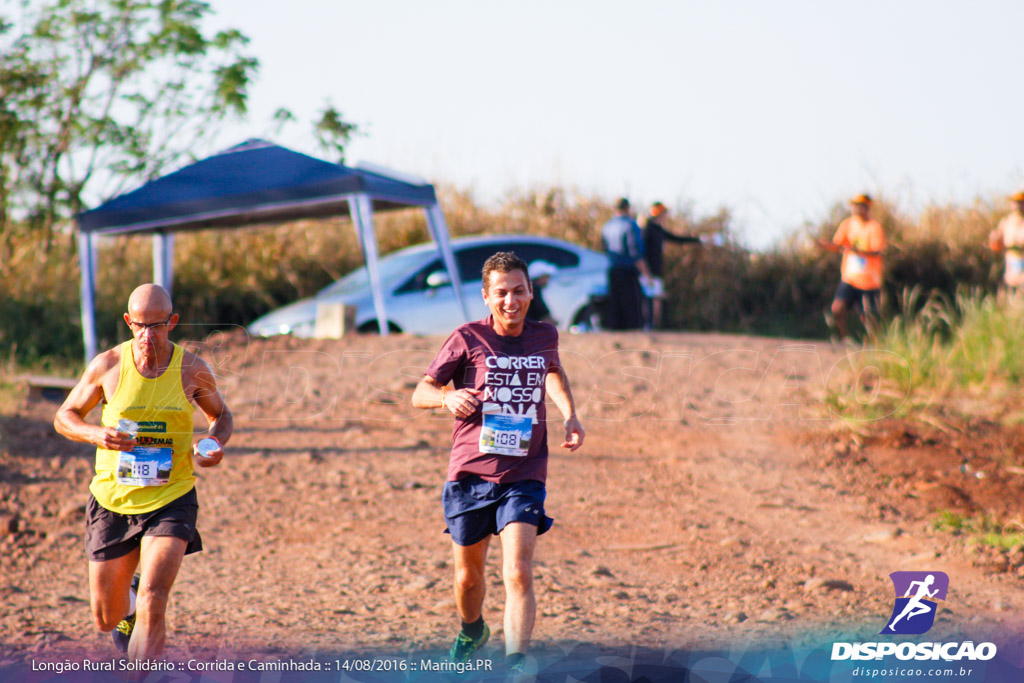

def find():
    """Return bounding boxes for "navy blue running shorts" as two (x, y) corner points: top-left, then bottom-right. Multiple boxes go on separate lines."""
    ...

(834, 281), (880, 316)
(442, 476), (553, 546)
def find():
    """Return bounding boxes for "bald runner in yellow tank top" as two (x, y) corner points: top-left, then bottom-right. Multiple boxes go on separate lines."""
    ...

(93, 340), (197, 514)
(55, 284), (232, 662)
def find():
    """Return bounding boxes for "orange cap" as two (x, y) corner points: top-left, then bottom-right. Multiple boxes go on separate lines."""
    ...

(849, 194), (872, 206)
(649, 202), (668, 217)
(1010, 191), (1024, 202)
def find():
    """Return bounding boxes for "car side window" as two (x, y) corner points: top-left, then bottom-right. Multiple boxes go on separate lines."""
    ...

(394, 242), (583, 295)
(508, 244), (580, 269)
(455, 245), (508, 283)
(456, 243), (581, 282)
(394, 259), (442, 294)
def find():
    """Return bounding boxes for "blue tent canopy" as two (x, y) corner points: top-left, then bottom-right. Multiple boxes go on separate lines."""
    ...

(74, 139), (468, 359)
(78, 139), (439, 234)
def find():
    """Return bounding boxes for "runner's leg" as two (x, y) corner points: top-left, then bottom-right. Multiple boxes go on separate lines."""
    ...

(89, 548), (140, 631)
(128, 535), (187, 660)
(499, 522), (538, 655)
(860, 290), (881, 341)
(831, 298), (849, 340)
(452, 536), (491, 623)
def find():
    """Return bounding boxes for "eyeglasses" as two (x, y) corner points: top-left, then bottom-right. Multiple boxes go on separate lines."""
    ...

(127, 317), (172, 331)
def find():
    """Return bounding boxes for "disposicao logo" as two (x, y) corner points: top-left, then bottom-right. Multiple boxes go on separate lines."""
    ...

(831, 571), (997, 663)
(880, 571), (948, 635)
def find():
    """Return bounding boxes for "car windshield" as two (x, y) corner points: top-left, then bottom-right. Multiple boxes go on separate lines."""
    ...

(317, 247), (433, 297)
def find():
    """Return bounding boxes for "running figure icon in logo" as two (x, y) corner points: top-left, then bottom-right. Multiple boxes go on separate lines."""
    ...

(880, 571), (949, 635)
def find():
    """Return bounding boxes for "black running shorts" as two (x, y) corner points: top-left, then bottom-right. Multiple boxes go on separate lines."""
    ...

(85, 487), (203, 562)
(834, 281), (880, 316)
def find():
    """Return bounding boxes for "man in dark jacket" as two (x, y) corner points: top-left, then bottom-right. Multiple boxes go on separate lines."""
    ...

(642, 202), (702, 329)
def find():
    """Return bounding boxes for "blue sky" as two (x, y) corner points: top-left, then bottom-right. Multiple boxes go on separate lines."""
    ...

(208, 1), (1024, 248)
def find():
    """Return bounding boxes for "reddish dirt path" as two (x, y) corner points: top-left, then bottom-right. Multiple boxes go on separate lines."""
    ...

(1, 331), (1021, 667)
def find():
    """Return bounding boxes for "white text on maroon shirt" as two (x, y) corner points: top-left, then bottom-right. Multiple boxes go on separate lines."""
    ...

(481, 354), (547, 421)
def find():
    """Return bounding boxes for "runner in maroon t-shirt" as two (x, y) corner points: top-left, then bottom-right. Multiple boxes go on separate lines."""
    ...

(426, 316), (558, 484)
(413, 252), (585, 674)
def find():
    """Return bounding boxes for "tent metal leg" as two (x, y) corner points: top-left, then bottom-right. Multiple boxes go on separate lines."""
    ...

(78, 232), (98, 362)
(426, 205), (469, 323)
(348, 195), (389, 336)
(153, 231), (174, 294)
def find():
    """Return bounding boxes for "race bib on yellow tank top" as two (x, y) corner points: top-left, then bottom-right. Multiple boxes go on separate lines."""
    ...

(116, 447), (173, 486)
(92, 342), (196, 514)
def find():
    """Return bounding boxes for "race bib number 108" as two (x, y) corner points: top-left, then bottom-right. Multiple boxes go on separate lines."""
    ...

(479, 414), (533, 457)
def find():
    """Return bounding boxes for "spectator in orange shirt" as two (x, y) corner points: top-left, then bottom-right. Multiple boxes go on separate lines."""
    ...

(987, 191), (1024, 294)
(817, 194), (886, 340)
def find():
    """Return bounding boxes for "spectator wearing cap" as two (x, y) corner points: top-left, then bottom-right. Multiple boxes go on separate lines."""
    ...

(600, 198), (652, 330)
(526, 260), (557, 324)
(988, 191), (1024, 294)
(817, 194), (886, 340)
(642, 202), (702, 330)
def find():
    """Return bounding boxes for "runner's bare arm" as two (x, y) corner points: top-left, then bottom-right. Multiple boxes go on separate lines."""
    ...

(545, 368), (584, 451)
(53, 350), (135, 451)
(989, 228), (1004, 251)
(186, 355), (232, 467)
(412, 375), (481, 418)
(411, 376), (444, 409)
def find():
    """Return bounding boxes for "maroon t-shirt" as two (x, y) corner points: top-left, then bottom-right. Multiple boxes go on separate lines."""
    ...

(425, 316), (561, 483)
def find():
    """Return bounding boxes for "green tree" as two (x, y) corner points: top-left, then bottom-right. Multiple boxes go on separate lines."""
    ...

(313, 103), (360, 164)
(0, 0), (260, 256)
(272, 102), (362, 164)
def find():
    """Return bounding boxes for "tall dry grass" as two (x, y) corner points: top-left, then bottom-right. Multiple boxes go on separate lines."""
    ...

(877, 286), (1024, 399)
(0, 187), (1017, 371)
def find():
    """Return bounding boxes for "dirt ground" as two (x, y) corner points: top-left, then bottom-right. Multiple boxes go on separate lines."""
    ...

(1, 330), (1023, 672)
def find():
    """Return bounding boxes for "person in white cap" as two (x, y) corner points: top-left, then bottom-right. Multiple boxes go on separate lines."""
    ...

(525, 260), (557, 325)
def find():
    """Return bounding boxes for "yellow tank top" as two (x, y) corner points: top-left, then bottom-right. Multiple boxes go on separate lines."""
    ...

(91, 341), (195, 514)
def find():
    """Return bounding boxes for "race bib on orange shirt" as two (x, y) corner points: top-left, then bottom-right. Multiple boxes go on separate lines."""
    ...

(846, 254), (867, 275)
(1007, 254), (1024, 278)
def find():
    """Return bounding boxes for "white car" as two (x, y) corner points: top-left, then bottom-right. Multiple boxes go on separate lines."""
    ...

(247, 234), (609, 336)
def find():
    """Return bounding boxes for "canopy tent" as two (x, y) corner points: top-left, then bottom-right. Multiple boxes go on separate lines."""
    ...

(75, 139), (469, 359)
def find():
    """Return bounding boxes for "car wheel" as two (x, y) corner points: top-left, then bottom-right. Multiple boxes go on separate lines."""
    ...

(357, 320), (403, 334)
